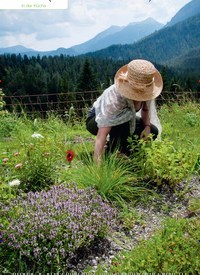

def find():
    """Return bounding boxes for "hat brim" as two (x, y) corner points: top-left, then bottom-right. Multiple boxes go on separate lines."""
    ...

(114, 64), (163, 101)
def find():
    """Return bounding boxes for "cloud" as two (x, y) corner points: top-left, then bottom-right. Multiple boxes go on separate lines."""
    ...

(68, 0), (96, 26)
(0, 0), (191, 50)
(0, 9), (70, 35)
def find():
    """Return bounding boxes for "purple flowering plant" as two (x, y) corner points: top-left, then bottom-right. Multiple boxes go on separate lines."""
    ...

(0, 184), (116, 272)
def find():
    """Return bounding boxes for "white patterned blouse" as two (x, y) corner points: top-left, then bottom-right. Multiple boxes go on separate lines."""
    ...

(93, 84), (162, 135)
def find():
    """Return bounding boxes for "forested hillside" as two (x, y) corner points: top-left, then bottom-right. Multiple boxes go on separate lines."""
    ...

(0, 55), (125, 95)
(0, 53), (198, 101)
(85, 14), (200, 68)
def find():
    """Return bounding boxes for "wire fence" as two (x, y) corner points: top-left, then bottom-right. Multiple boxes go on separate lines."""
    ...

(3, 90), (199, 117)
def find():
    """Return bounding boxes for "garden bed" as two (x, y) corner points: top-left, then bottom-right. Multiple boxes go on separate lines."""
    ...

(69, 175), (200, 273)
(0, 102), (199, 273)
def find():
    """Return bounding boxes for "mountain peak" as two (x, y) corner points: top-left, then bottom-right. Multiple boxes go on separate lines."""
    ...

(143, 17), (161, 23)
(166, 0), (200, 27)
(128, 17), (162, 26)
(70, 18), (163, 55)
(0, 45), (34, 54)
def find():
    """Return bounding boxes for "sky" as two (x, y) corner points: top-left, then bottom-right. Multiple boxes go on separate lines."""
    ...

(0, 0), (192, 51)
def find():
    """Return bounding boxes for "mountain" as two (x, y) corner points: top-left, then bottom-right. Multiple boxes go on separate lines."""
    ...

(24, 47), (77, 57)
(0, 0), (199, 67)
(0, 45), (34, 55)
(68, 18), (163, 55)
(167, 46), (200, 70)
(84, 13), (200, 67)
(25, 18), (163, 57)
(0, 18), (163, 57)
(70, 25), (123, 55)
(166, 0), (200, 27)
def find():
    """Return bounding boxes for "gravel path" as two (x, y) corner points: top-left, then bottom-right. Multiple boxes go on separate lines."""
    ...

(69, 175), (200, 273)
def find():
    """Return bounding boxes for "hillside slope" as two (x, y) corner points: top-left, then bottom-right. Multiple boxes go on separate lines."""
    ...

(84, 14), (200, 66)
(166, 0), (200, 27)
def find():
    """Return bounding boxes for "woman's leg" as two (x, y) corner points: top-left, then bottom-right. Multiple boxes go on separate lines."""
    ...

(107, 118), (159, 156)
(107, 121), (131, 155)
(86, 116), (159, 156)
(86, 116), (98, 135)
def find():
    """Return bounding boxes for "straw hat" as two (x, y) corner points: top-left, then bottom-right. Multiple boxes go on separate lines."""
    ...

(114, 59), (163, 101)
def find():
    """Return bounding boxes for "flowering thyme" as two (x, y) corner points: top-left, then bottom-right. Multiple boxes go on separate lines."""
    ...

(1, 184), (116, 269)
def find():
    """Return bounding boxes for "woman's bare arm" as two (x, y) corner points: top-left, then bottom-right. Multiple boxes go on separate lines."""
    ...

(140, 102), (151, 139)
(94, 126), (111, 163)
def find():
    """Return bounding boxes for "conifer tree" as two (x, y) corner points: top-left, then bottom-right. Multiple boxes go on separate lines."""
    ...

(77, 59), (97, 91)
(76, 59), (98, 114)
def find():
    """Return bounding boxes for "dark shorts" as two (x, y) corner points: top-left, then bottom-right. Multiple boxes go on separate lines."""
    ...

(86, 109), (158, 155)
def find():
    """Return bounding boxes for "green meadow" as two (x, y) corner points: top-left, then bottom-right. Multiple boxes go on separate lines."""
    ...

(0, 100), (199, 273)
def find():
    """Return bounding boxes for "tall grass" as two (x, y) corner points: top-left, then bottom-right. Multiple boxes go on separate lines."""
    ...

(65, 150), (151, 205)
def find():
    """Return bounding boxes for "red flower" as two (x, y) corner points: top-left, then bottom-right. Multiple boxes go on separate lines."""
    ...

(0, 79), (2, 83)
(66, 150), (75, 163)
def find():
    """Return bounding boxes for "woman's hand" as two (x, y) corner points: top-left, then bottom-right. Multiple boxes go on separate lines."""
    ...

(141, 101), (151, 140)
(140, 125), (151, 140)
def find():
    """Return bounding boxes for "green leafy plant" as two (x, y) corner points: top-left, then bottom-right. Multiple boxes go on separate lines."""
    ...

(118, 205), (144, 231)
(99, 218), (200, 273)
(188, 198), (200, 215)
(1, 133), (61, 192)
(0, 89), (6, 111)
(16, 144), (57, 192)
(129, 138), (195, 187)
(194, 155), (200, 174)
(0, 179), (20, 203)
(0, 112), (18, 138)
(184, 112), (199, 127)
(0, 101), (200, 273)
(159, 102), (200, 155)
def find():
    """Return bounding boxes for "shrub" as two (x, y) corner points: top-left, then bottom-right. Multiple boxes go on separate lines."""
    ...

(0, 89), (6, 111)
(184, 112), (199, 127)
(15, 140), (58, 192)
(129, 138), (195, 187)
(0, 112), (18, 138)
(0, 128), (72, 192)
(0, 135), (58, 192)
(0, 184), (116, 273)
(100, 218), (200, 273)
